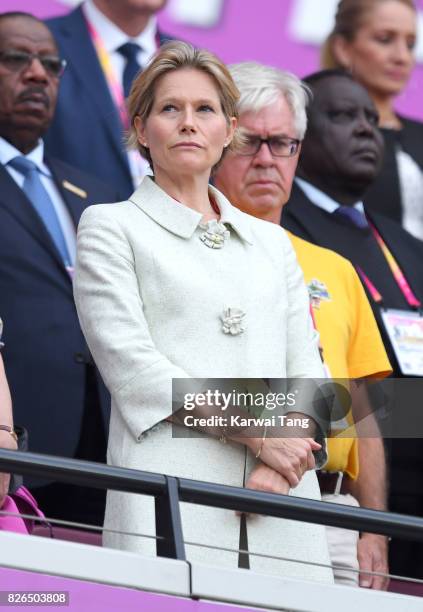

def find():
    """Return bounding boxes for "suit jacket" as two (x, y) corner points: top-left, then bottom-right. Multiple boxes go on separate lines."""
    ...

(364, 116), (423, 224)
(45, 6), (173, 199)
(282, 182), (423, 376)
(0, 156), (119, 463)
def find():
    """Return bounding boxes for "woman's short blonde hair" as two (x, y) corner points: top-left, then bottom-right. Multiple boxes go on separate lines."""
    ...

(127, 41), (240, 165)
(321, 0), (416, 69)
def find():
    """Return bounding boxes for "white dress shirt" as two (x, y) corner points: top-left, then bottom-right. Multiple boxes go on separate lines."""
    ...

(295, 177), (365, 214)
(0, 137), (76, 265)
(83, 0), (158, 77)
(83, 0), (157, 188)
(397, 150), (423, 241)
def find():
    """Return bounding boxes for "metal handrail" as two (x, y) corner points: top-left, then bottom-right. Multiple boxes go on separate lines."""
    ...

(1, 448), (423, 561)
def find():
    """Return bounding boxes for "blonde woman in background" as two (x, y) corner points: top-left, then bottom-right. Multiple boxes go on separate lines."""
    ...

(322, 0), (423, 239)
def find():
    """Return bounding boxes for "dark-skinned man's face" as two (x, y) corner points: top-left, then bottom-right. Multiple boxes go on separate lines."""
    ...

(0, 17), (60, 149)
(299, 77), (384, 190)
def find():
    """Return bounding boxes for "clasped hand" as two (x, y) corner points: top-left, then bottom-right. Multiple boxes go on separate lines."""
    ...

(243, 436), (321, 507)
(258, 436), (320, 487)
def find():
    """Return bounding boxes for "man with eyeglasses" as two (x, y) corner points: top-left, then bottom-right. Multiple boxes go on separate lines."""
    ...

(0, 11), (118, 527)
(214, 62), (392, 589)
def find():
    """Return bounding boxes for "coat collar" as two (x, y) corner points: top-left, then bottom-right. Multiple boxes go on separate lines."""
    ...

(129, 176), (254, 244)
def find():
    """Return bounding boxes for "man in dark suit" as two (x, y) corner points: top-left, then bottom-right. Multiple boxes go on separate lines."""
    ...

(282, 69), (423, 579)
(0, 11), (119, 526)
(45, 0), (172, 198)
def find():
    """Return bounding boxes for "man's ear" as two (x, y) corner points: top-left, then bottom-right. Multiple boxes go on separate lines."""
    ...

(225, 116), (237, 147)
(291, 142), (301, 174)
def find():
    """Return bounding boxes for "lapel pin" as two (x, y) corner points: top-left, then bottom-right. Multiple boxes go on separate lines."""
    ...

(62, 180), (87, 199)
(307, 278), (331, 309)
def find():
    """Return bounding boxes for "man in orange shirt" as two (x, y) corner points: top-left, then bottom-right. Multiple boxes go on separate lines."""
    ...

(214, 62), (392, 589)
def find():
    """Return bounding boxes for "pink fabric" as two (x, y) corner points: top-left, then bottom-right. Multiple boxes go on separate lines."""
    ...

(0, 487), (45, 534)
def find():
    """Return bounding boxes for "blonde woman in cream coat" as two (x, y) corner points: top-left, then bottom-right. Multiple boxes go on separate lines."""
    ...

(74, 42), (333, 583)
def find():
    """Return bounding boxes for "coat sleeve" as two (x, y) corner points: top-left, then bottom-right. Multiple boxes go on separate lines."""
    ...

(281, 230), (328, 467)
(74, 205), (190, 440)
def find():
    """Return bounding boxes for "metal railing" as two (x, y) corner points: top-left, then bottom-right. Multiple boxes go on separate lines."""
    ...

(1, 448), (423, 561)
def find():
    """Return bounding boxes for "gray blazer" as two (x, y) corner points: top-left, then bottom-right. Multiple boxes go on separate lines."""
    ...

(74, 176), (333, 582)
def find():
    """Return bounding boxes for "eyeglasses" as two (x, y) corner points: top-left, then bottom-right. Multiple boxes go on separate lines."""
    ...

(0, 50), (67, 77)
(239, 135), (301, 158)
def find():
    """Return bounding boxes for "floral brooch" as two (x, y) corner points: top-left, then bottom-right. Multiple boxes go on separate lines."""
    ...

(221, 307), (246, 336)
(199, 220), (230, 249)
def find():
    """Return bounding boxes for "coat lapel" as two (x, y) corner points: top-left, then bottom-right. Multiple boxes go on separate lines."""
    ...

(285, 183), (423, 304)
(0, 165), (67, 275)
(48, 158), (88, 229)
(369, 211), (423, 303)
(283, 183), (330, 244)
(283, 182), (373, 256)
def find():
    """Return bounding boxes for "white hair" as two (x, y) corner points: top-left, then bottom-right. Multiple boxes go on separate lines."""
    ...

(228, 62), (311, 140)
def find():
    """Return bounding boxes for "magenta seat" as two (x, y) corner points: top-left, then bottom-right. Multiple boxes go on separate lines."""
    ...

(32, 525), (102, 547)
(389, 578), (423, 598)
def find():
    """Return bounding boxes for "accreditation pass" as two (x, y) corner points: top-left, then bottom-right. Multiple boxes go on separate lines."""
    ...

(381, 308), (423, 376)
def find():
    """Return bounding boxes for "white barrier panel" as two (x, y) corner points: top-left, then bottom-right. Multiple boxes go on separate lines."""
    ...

(0, 531), (422, 611)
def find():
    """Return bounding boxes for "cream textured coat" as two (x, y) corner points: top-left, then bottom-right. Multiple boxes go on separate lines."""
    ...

(74, 176), (333, 583)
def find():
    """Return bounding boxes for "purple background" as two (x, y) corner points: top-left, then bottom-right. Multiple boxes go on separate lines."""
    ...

(0, 567), (258, 612)
(0, 0), (422, 120)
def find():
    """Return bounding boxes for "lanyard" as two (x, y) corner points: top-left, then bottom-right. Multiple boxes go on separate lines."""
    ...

(86, 19), (129, 128)
(86, 19), (161, 130)
(357, 222), (421, 308)
(309, 303), (325, 361)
